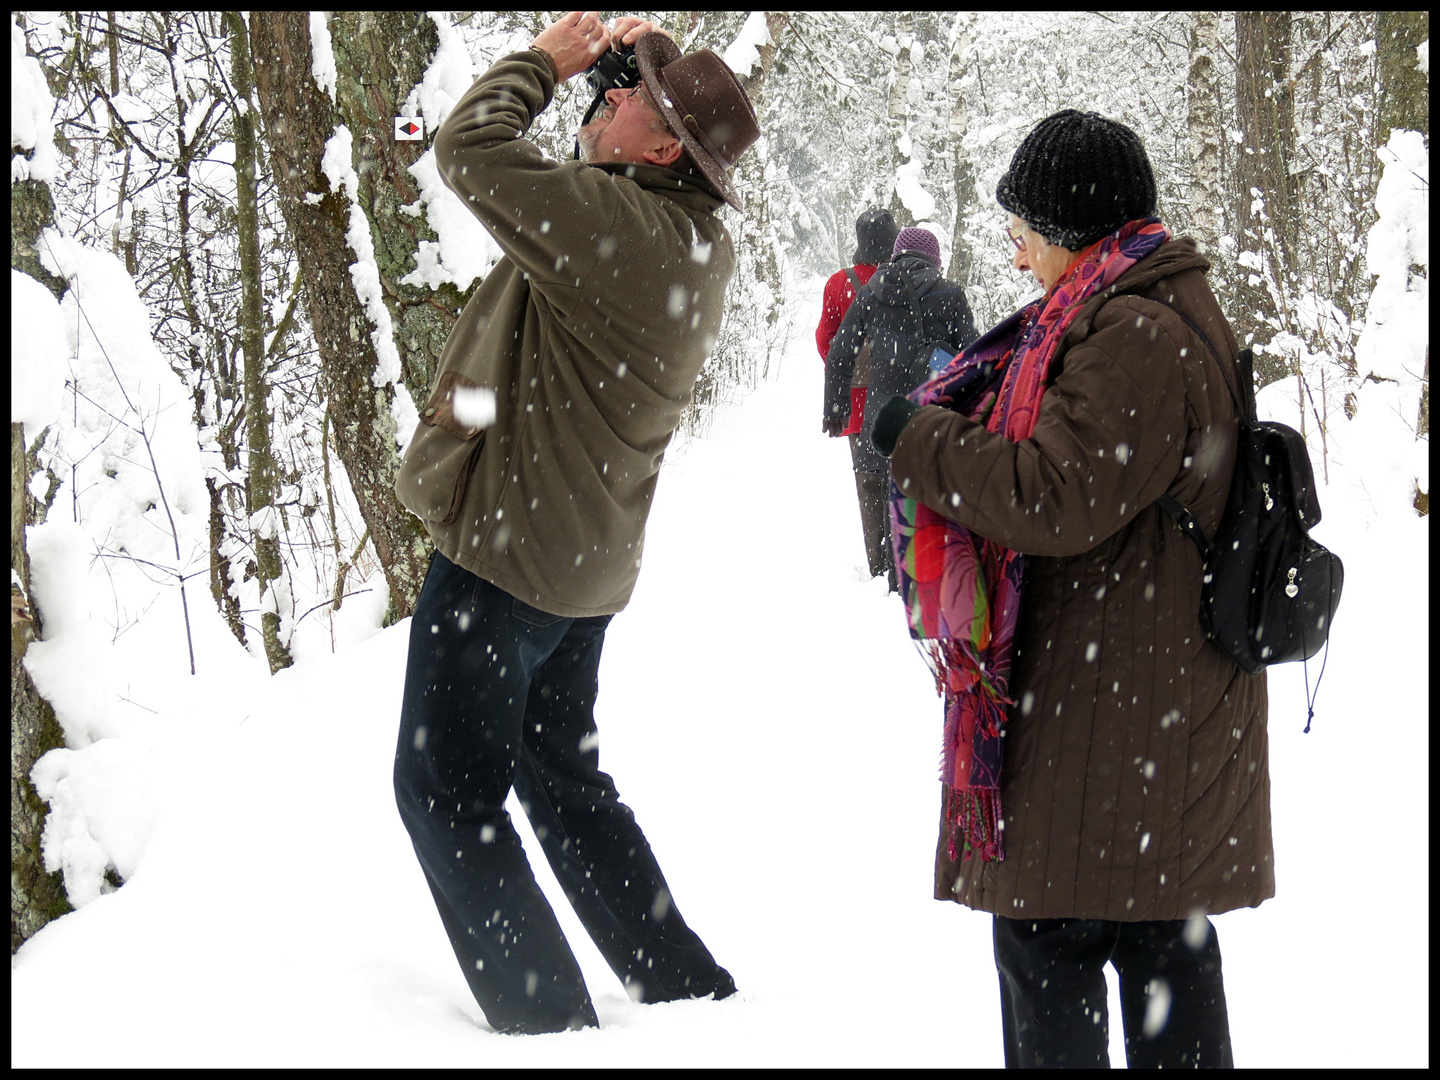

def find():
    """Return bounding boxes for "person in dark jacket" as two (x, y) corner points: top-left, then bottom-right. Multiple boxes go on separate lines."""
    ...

(816, 208), (898, 363)
(392, 14), (758, 1036)
(815, 208), (898, 580)
(823, 226), (977, 587)
(870, 110), (1269, 1068)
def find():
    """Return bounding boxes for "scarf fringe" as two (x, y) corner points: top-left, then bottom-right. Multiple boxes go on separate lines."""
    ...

(924, 640), (947, 698)
(946, 784), (1004, 863)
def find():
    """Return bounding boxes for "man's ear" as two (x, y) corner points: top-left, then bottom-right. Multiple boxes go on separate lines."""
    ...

(644, 136), (683, 168)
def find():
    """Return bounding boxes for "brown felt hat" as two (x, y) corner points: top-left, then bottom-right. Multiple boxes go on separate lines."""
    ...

(633, 33), (759, 211)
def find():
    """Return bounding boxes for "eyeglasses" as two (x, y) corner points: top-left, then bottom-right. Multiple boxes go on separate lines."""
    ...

(1004, 223), (1025, 251)
(624, 83), (661, 116)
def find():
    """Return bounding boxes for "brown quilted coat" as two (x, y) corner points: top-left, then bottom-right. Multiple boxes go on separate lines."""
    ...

(888, 238), (1274, 921)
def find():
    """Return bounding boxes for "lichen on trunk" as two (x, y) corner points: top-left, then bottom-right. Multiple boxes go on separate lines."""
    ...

(328, 12), (472, 406)
(10, 142), (72, 952)
(11, 423), (70, 955)
(249, 11), (431, 621)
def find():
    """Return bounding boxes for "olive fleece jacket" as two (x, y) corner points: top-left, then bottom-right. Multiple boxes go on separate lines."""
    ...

(889, 239), (1273, 921)
(395, 50), (734, 616)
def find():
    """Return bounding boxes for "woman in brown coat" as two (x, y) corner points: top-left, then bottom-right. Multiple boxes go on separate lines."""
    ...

(870, 111), (1270, 1068)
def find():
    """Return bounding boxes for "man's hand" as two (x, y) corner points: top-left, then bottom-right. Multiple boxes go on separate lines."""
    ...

(532, 11), (612, 82)
(609, 17), (673, 48)
(822, 416), (847, 438)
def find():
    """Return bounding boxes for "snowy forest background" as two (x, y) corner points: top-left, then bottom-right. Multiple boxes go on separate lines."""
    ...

(10, 10), (1429, 1067)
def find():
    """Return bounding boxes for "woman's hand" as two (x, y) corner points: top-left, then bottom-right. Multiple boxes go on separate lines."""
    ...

(870, 396), (921, 458)
(531, 11), (612, 82)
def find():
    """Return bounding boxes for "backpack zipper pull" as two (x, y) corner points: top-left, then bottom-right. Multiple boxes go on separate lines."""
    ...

(1262, 482), (1274, 511)
(1285, 567), (1299, 598)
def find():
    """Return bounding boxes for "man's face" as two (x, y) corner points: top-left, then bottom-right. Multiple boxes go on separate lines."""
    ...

(578, 84), (681, 167)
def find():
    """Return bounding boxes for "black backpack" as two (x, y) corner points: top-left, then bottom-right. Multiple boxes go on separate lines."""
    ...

(1154, 310), (1344, 729)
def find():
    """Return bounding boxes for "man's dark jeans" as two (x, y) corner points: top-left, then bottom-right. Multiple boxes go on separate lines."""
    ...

(395, 551), (735, 1034)
(994, 915), (1234, 1068)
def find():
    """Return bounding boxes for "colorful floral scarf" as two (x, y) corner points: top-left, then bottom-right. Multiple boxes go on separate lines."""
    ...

(890, 218), (1170, 863)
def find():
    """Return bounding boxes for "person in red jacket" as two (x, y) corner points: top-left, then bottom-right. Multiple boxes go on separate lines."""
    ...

(816, 208), (898, 579)
(817, 208), (899, 370)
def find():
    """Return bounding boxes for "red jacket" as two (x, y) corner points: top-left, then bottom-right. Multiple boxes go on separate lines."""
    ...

(817, 264), (878, 436)
(816, 263), (877, 359)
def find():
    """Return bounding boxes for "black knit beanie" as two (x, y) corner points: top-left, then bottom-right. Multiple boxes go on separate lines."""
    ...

(995, 109), (1158, 251)
(853, 208), (899, 266)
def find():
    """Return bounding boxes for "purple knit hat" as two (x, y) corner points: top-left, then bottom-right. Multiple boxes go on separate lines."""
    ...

(893, 226), (941, 266)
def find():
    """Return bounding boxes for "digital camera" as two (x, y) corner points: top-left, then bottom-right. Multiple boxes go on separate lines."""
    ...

(585, 45), (640, 96)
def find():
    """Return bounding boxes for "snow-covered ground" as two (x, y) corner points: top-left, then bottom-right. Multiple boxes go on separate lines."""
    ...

(11, 273), (1429, 1068)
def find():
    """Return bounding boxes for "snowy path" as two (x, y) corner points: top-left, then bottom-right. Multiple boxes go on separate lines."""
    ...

(12, 277), (1428, 1067)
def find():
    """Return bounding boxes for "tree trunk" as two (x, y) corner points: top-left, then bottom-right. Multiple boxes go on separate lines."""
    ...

(1418, 348), (1430, 438)
(1186, 11), (1225, 259)
(1375, 11), (1429, 147)
(328, 12), (469, 405)
(886, 12), (916, 231)
(731, 11), (787, 104)
(10, 178), (66, 300)
(741, 11), (790, 374)
(946, 13), (978, 288)
(1234, 11), (1299, 388)
(204, 474), (246, 647)
(11, 425), (71, 955)
(1373, 13), (1429, 452)
(161, 13), (207, 390)
(228, 12), (291, 673)
(250, 11), (430, 621)
(10, 136), (70, 952)
(693, 11), (789, 418)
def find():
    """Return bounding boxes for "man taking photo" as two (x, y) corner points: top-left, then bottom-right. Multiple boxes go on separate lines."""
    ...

(392, 11), (759, 1036)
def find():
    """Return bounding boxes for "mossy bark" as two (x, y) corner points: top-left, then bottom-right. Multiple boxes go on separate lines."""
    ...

(228, 13), (291, 673)
(250, 11), (431, 621)
(329, 11), (473, 406)
(1186, 12), (1225, 260)
(10, 178), (66, 301)
(1375, 11), (1428, 147)
(1233, 12), (1302, 389)
(11, 639), (72, 954)
(10, 150), (71, 953)
(946, 14), (979, 290)
(1375, 12), (1429, 450)
(11, 424), (71, 955)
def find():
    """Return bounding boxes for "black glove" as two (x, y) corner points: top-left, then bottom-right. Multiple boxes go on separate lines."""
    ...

(870, 395), (921, 458)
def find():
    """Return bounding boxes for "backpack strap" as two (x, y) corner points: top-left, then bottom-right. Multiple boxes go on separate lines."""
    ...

(1143, 294), (1250, 562)
(899, 273), (926, 340)
(844, 266), (862, 292)
(1142, 295), (1254, 423)
(1155, 493), (1212, 562)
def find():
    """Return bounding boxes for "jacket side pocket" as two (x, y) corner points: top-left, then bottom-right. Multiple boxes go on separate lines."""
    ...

(395, 372), (490, 526)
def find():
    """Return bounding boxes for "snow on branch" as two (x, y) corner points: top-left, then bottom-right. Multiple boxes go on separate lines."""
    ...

(723, 12), (773, 78)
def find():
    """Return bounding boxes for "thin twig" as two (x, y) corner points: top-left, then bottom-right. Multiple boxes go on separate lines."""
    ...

(294, 588), (374, 627)
(43, 230), (198, 675)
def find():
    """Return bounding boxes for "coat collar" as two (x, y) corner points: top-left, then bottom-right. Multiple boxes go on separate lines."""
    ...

(590, 160), (726, 214)
(1055, 236), (1211, 351)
